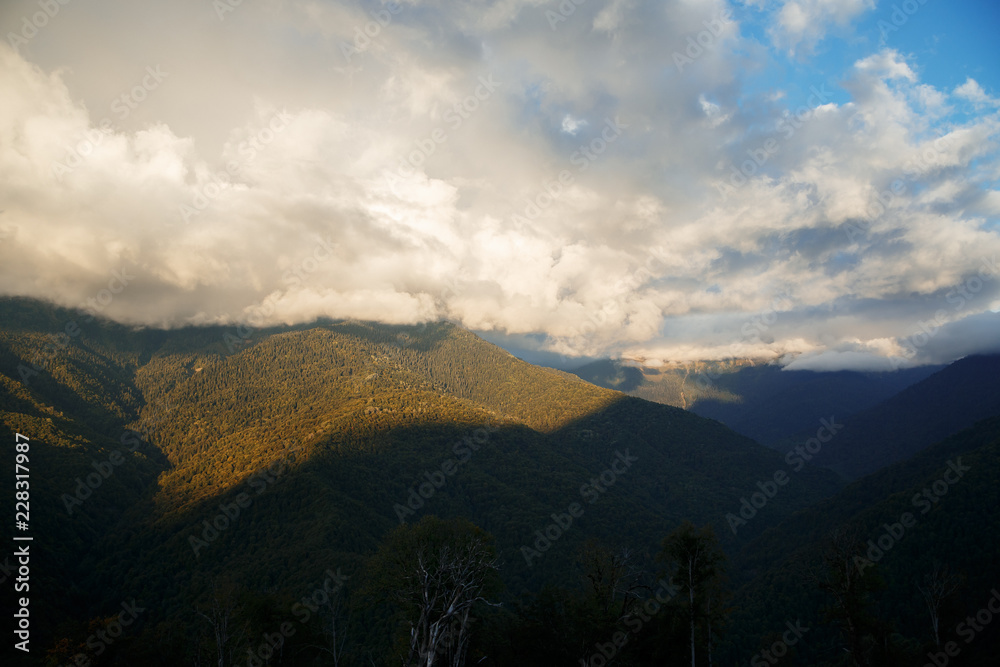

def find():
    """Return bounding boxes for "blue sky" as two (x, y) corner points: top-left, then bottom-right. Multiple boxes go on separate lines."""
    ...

(1, 0), (999, 370)
(734, 0), (1000, 118)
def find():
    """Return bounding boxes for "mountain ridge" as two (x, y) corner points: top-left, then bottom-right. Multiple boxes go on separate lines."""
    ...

(0, 296), (844, 665)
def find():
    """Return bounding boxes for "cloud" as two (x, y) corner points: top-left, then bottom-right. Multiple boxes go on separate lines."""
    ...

(954, 78), (1000, 108)
(560, 114), (587, 134)
(771, 0), (875, 56)
(782, 348), (899, 371)
(593, 0), (635, 32)
(0, 1), (998, 372)
(890, 310), (1000, 368)
(854, 49), (916, 82)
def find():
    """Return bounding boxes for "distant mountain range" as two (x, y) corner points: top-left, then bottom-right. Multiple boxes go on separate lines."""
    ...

(570, 357), (942, 446)
(573, 354), (1000, 481)
(789, 354), (1000, 479)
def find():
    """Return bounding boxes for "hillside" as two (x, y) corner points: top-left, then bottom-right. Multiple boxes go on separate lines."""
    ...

(0, 297), (844, 665)
(570, 358), (748, 411)
(795, 354), (1000, 479)
(571, 358), (939, 446)
(726, 416), (1000, 665)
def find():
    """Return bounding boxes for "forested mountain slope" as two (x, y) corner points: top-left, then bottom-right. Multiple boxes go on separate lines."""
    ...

(787, 354), (1000, 480)
(727, 416), (1000, 666)
(0, 297), (843, 665)
(572, 358), (940, 446)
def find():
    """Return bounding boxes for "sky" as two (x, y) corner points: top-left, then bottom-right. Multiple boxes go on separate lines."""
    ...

(1, 0), (999, 371)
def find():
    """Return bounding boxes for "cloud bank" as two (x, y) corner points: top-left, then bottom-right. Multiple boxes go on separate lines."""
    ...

(1, 0), (998, 371)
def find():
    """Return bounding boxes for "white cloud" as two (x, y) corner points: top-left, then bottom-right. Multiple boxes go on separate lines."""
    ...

(954, 77), (1000, 107)
(771, 0), (876, 56)
(593, 0), (634, 32)
(854, 49), (916, 82)
(914, 84), (950, 116)
(0, 1), (998, 372)
(561, 114), (587, 134)
(699, 95), (731, 128)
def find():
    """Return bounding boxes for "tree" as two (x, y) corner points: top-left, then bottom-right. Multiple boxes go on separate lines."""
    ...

(816, 528), (883, 667)
(658, 521), (727, 667)
(700, 563), (729, 667)
(917, 563), (962, 648)
(193, 579), (246, 667)
(579, 540), (648, 622)
(365, 516), (502, 667)
(313, 578), (350, 666)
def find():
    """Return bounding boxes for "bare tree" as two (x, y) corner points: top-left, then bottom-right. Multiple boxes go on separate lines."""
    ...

(367, 517), (502, 667)
(917, 563), (962, 647)
(579, 542), (649, 622)
(314, 580), (349, 667)
(194, 579), (245, 667)
(402, 539), (499, 667)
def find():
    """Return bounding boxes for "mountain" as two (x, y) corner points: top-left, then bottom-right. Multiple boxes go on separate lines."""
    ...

(571, 358), (940, 446)
(569, 357), (748, 411)
(792, 354), (1000, 479)
(0, 297), (843, 665)
(726, 415), (1000, 665)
